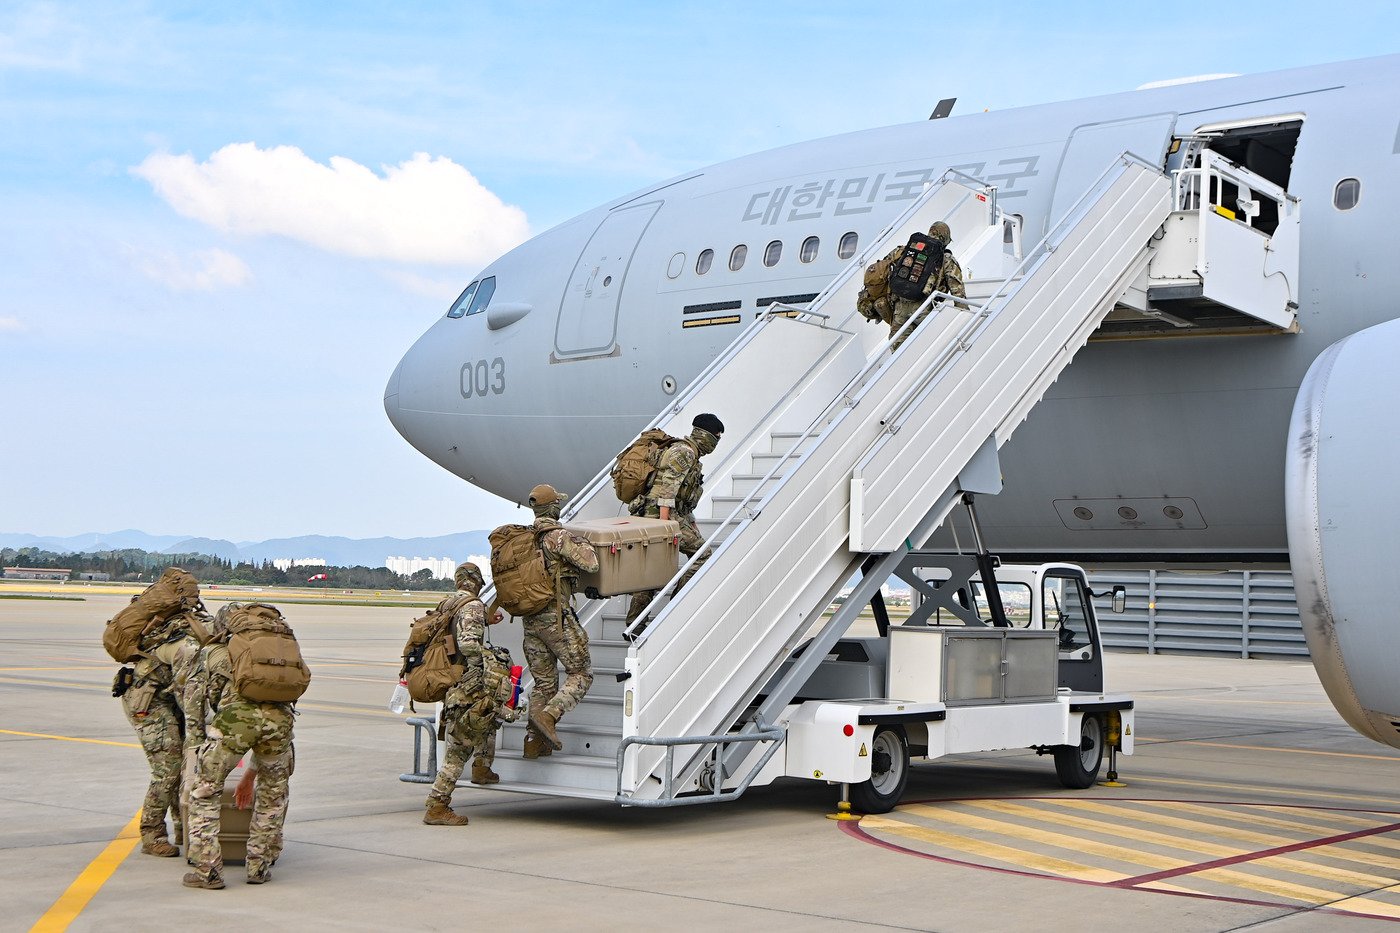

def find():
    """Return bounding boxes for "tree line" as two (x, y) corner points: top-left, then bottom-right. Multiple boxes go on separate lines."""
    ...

(1, 547), (455, 591)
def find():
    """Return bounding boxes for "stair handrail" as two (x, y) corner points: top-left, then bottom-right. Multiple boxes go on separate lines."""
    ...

(874, 152), (1159, 437)
(625, 175), (1001, 642)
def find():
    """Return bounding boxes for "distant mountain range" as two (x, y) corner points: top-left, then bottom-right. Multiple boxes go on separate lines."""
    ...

(0, 529), (493, 570)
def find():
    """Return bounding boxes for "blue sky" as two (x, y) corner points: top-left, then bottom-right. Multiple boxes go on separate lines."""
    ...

(3, 1), (1397, 542)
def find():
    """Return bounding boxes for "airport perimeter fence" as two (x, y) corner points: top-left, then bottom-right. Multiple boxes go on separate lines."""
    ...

(1086, 569), (1307, 660)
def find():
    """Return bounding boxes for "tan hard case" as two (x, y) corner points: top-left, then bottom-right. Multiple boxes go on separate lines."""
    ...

(564, 517), (681, 598)
(181, 787), (252, 864)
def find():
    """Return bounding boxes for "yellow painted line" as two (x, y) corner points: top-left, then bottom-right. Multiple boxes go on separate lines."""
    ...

(905, 803), (1185, 869)
(859, 813), (1127, 882)
(1327, 885), (1400, 920)
(29, 811), (141, 932)
(1166, 801), (1400, 861)
(1127, 774), (1400, 807)
(962, 799), (1367, 903)
(1054, 800), (1397, 891)
(0, 730), (139, 749)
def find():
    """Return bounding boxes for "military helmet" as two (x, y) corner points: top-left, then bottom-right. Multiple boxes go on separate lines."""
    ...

(928, 220), (952, 244)
(454, 562), (484, 592)
(528, 483), (565, 507)
(211, 602), (243, 638)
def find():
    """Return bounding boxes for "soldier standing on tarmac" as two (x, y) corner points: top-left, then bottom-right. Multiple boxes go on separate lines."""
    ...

(423, 561), (518, 826)
(113, 589), (208, 857)
(182, 604), (296, 889)
(521, 484), (600, 759)
(624, 412), (725, 635)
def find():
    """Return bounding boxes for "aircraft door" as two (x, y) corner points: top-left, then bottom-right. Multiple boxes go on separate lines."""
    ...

(1047, 113), (1177, 231)
(554, 200), (662, 359)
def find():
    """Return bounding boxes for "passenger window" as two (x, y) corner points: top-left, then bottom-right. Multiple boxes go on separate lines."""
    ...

(838, 231), (859, 260)
(1334, 178), (1360, 211)
(696, 248), (714, 275)
(447, 281), (479, 319)
(800, 236), (819, 263)
(763, 240), (782, 267)
(729, 244), (747, 272)
(466, 276), (496, 315)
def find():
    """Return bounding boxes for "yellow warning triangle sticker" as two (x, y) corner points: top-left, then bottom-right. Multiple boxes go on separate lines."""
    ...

(1125, 724), (1132, 735)
(859, 743), (868, 757)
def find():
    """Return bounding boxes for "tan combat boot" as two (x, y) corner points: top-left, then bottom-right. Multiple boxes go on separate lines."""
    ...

(470, 759), (500, 785)
(182, 871), (225, 890)
(142, 837), (180, 858)
(522, 730), (553, 759)
(423, 801), (469, 826)
(530, 707), (563, 750)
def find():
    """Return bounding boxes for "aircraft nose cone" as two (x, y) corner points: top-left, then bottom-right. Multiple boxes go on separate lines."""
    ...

(384, 356), (404, 435)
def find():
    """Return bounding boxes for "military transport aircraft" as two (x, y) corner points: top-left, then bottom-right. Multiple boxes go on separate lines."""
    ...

(384, 54), (1400, 751)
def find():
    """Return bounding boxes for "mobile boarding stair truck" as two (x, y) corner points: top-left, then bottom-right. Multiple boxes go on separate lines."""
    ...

(737, 542), (1134, 813)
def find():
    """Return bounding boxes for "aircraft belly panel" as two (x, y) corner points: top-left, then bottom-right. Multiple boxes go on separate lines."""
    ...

(1286, 318), (1400, 748)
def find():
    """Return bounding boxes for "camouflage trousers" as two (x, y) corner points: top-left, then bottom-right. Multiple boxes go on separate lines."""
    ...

(626, 512), (710, 629)
(121, 687), (183, 845)
(187, 701), (294, 883)
(428, 693), (499, 805)
(522, 608), (592, 722)
(889, 298), (928, 352)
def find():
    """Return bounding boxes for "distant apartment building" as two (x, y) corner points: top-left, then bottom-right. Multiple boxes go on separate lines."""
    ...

(272, 558), (327, 572)
(3, 567), (72, 581)
(385, 556), (456, 579)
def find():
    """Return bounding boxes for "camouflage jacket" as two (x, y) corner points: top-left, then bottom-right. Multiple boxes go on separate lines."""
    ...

(449, 592), (490, 696)
(537, 519), (600, 595)
(880, 243), (966, 304)
(644, 438), (703, 514)
(184, 642), (292, 746)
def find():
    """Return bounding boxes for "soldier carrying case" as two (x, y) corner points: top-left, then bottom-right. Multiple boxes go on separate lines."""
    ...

(564, 517), (681, 598)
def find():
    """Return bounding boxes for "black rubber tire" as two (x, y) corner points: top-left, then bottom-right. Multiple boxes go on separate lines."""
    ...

(849, 725), (909, 814)
(1054, 714), (1104, 789)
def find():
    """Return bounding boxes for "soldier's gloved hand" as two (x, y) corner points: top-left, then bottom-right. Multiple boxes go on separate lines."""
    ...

(499, 698), (525, 724)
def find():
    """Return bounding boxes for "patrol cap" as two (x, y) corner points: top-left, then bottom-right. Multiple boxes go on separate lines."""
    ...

(692, 413), (724, 437)
(529, 483), (566, 507)
(928, 220), (952, 244)
(454, 562), (484, 591)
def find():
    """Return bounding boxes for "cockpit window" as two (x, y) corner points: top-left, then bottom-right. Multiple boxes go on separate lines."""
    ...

(447, 281), (479, 319)
(465, 276), (496, 316)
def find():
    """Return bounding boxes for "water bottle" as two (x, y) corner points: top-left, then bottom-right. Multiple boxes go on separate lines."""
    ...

(388, 680), (410, 714)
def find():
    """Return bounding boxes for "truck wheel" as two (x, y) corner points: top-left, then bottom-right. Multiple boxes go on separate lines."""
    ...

(849, 725), (909, 814)
(1054, 714), (1104, 789)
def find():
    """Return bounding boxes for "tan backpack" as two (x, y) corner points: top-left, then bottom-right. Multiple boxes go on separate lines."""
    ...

(611, 428), (686, 504)
(862, 252), (894, 302)
(489, 523), (559, 617)
(102, 567), (201, 662)
(225, 604), (311, 703)
(400, 593), (470, 704)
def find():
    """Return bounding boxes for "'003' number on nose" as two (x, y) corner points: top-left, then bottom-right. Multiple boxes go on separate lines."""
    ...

(460, 358), (506, 398)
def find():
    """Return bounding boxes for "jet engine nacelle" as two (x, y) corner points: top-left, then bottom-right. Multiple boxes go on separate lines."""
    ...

(1287, 317), (1400, 748)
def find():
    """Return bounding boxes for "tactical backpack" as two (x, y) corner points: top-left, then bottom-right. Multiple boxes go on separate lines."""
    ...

(102, 567), (201, 662)
(400, 593), (471, 705)
(489, 523), (559, 618)
(611, 428), (688, 504)
(862, 253), (894, 302)
(224, 603), (311, 703)
(887, 232), (946, 301)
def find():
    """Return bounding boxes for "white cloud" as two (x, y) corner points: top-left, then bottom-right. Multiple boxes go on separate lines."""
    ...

(132, 144), (530, 266)
(132, 247), (252, 292)
(0, 315), (24, 333)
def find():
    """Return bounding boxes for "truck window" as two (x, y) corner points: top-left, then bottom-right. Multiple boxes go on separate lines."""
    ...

(969, 581), (1033, 626)
(1043, 574), (1094, 661)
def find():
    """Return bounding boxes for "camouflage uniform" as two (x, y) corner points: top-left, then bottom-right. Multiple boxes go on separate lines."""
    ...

(522, 519), (599, 729)
(886, 239), (965, 353)
(184, 638), (295, 886)
(427, 592), (499, 805)
(625, 426), (720, 628)
(120, 656), (185, 851)
(120, 610), (206, 853)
